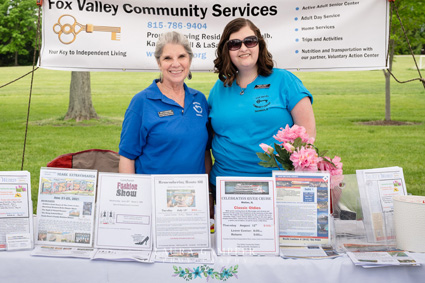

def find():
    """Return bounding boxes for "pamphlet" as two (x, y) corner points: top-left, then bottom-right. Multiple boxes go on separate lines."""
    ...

(153, 249), (213, 263)
(151, 174), (211, 262)
(32, 245), (96, 259)
(92, 249), (153, 263)
(215, 177), (279, 256)
(0, 171), (34, 251)
(280, 245), (340, 259)
(35, 168), (97, 248)
(356, 167), (406, 243)
(94, 173), (152, 251)
(273, 171), (331, 246)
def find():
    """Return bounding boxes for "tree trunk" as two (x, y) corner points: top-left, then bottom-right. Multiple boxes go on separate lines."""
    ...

(384, 71), (391, 121)
(14, 51), (18, 66)
(384, 39), (395, 121)
(64, 71), (98, 122)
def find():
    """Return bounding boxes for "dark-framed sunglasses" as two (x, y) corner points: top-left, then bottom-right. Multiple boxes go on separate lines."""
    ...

(227, 36), (259, 51)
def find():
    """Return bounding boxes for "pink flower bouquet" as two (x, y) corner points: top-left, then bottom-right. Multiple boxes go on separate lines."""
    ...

(257, 125), (343, 212)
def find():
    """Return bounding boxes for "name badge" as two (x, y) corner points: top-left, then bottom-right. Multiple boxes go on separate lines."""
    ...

(158, 110), (174, 117)
(254, 84), (271, 89)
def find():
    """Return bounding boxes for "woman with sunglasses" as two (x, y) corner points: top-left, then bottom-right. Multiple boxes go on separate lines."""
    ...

(208, 18), (316, 194)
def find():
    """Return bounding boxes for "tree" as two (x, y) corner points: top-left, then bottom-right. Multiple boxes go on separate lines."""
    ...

(65, 71), (98, 122)
(0, 0), (39, 66)
(384, 0), (425, 121)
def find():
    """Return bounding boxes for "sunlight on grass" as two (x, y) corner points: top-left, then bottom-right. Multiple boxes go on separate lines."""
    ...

(1, 56), (424, 213)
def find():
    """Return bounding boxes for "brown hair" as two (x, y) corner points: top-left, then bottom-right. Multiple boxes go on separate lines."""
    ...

(214, 18), (274, 87)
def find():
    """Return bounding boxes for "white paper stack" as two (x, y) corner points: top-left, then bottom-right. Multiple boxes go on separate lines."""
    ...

(393, 195), (425, 253)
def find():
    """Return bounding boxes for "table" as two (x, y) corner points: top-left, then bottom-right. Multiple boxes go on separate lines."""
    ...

(1, 249), (424, 283)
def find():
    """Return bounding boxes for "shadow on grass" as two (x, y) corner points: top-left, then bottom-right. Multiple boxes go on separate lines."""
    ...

(357, 120), (422, 126)
(29, 116), (123, 127)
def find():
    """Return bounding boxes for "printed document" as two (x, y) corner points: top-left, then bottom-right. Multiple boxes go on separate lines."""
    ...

(273, 171), (331, 246)
(216, 177), (279, 256)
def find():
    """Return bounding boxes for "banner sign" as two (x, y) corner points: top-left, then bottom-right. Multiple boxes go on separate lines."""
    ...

(39, 0), (389, 72)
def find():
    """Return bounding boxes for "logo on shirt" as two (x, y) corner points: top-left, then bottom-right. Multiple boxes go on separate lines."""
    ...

(253, 95), (270, 112)
(193, 102), (203, 117)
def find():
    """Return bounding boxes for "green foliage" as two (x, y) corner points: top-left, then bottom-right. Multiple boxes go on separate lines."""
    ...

(0, 0), (40, 65)
(391, 0), (425, 55)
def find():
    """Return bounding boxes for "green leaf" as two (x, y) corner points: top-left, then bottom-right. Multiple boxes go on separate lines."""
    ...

(256, 152), (271, 161)
(293, 137), (304, 149)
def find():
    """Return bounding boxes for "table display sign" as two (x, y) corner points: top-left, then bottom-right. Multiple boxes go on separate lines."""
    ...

(0, 171), (34, 251)
(35, 168), (97, 248)
(94, 172), (152, 250)
(151, 174), (211, 263)
(273, 171), (331, 246)
(356, 167), (407, 243)
(215, 177), (279, 256)
(93, 172), (153, 262)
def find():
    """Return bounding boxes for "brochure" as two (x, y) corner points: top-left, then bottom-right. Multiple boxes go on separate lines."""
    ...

(34, 168), (97, 250)
(273, 171), (331, 246)
(280, 245), (340, 259)
(151, 174), (211, 262)
(0, 171), (34, 251)
(153, 249), (213, 263)
(94, 173), (152, 251)
(346, 247), (420, 268)
(215, 177), (279, 256)
(32, 245), (96, 259)
(356, 167), (407, 243)
(92, 249), (153, 263)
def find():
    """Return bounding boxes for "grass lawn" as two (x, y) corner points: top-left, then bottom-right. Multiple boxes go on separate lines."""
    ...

(1, 56), (424, 212)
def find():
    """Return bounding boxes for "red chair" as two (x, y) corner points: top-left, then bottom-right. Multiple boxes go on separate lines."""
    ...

(47, 149), (119, 173)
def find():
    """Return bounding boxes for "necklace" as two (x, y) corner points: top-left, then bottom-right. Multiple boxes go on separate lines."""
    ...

(238, 75), (258, 95)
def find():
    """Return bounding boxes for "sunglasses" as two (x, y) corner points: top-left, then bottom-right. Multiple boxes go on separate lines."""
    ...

(227, 36), (259, 51)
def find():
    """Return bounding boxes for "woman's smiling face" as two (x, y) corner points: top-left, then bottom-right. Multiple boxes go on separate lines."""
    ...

(228, 25), (259, 72)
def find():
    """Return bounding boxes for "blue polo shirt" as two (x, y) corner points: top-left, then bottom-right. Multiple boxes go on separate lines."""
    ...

(208, 68), (312, 185)
(119, 79), (210, 174)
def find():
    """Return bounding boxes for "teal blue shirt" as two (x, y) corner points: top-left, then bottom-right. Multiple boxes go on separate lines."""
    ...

(208, 68), (312, 185)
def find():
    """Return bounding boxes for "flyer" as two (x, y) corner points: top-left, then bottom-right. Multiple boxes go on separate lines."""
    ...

(0, 171), (33, 250)
(94, 173), (152, 250)
(35, 168), (97, 247)
(215, 177), (279, 256)
(31, 245), (96, 259)
(273, 171), (331, 246)
(151, 174), (210, 252)
(92, 249), (153, 263)
(356, 167), (407, 243)
(153, 249), (213, 263)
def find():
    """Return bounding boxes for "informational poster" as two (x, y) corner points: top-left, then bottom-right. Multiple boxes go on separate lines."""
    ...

(151, 174), (211, 257)
(216, 177), (279, 256)
(94, 173), (152, 251)
(273, 171), (331, 246)
(356, 167), (407, 243)
(39, 0), (389, 72)
(0, 171), (33, 250)
(35, 168), (97, 247)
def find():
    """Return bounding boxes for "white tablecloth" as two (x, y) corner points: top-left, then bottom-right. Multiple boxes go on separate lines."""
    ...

(1, 249), (424, 283)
